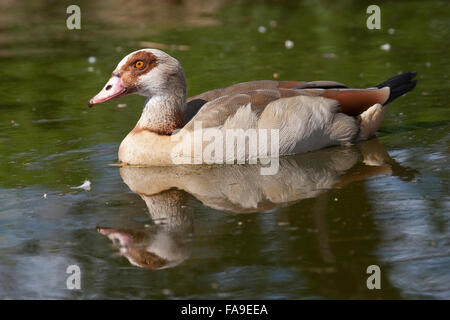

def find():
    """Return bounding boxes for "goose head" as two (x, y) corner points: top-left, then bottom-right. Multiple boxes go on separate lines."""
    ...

(88, 48), (186, 106)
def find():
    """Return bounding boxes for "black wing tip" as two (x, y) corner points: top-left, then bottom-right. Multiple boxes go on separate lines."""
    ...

(378, 72), (418, 105)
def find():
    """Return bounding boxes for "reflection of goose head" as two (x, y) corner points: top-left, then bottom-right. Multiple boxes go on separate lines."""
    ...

(119, 139), (396, 214)
(98, 189), (193, 270)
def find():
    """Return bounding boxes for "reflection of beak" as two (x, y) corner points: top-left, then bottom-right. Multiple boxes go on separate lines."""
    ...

(88, 75), (127, 107)
(97, 227), (132, 246)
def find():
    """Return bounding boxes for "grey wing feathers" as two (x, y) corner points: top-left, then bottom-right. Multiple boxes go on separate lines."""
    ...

(183, 79), (350, 125)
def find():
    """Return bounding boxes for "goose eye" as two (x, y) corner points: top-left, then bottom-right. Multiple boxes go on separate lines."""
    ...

(134, 60), (145, 69)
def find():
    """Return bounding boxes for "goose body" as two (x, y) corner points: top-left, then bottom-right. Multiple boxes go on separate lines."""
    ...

(88, 49), (417, 166)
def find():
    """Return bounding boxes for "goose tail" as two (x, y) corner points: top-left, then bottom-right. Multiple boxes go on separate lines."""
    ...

(377, 72), (417, 105)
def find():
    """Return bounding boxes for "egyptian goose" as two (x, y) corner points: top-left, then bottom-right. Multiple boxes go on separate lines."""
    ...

(88, 49), (417, 166)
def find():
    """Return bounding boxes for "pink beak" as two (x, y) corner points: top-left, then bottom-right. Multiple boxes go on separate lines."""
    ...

(88, 75), (127, 107)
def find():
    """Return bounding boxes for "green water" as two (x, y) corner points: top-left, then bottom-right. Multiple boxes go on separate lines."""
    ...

(0, 0), (449, 299)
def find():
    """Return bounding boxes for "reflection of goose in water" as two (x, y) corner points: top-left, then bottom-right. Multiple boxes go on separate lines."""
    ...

(99, 139), (414, 269)
(120, 139), (397, 213)
(98, 190), (193, 270)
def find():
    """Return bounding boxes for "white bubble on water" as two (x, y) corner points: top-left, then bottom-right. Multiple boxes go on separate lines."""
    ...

(380, 43), (391, 51)
(285, 40), (294, 49)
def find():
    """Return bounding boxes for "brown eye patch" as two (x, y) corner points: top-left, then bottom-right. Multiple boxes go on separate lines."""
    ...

(117, 50), (159, 93)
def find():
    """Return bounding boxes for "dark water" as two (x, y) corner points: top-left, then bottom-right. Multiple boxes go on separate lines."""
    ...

(0, 0), (449, 299)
